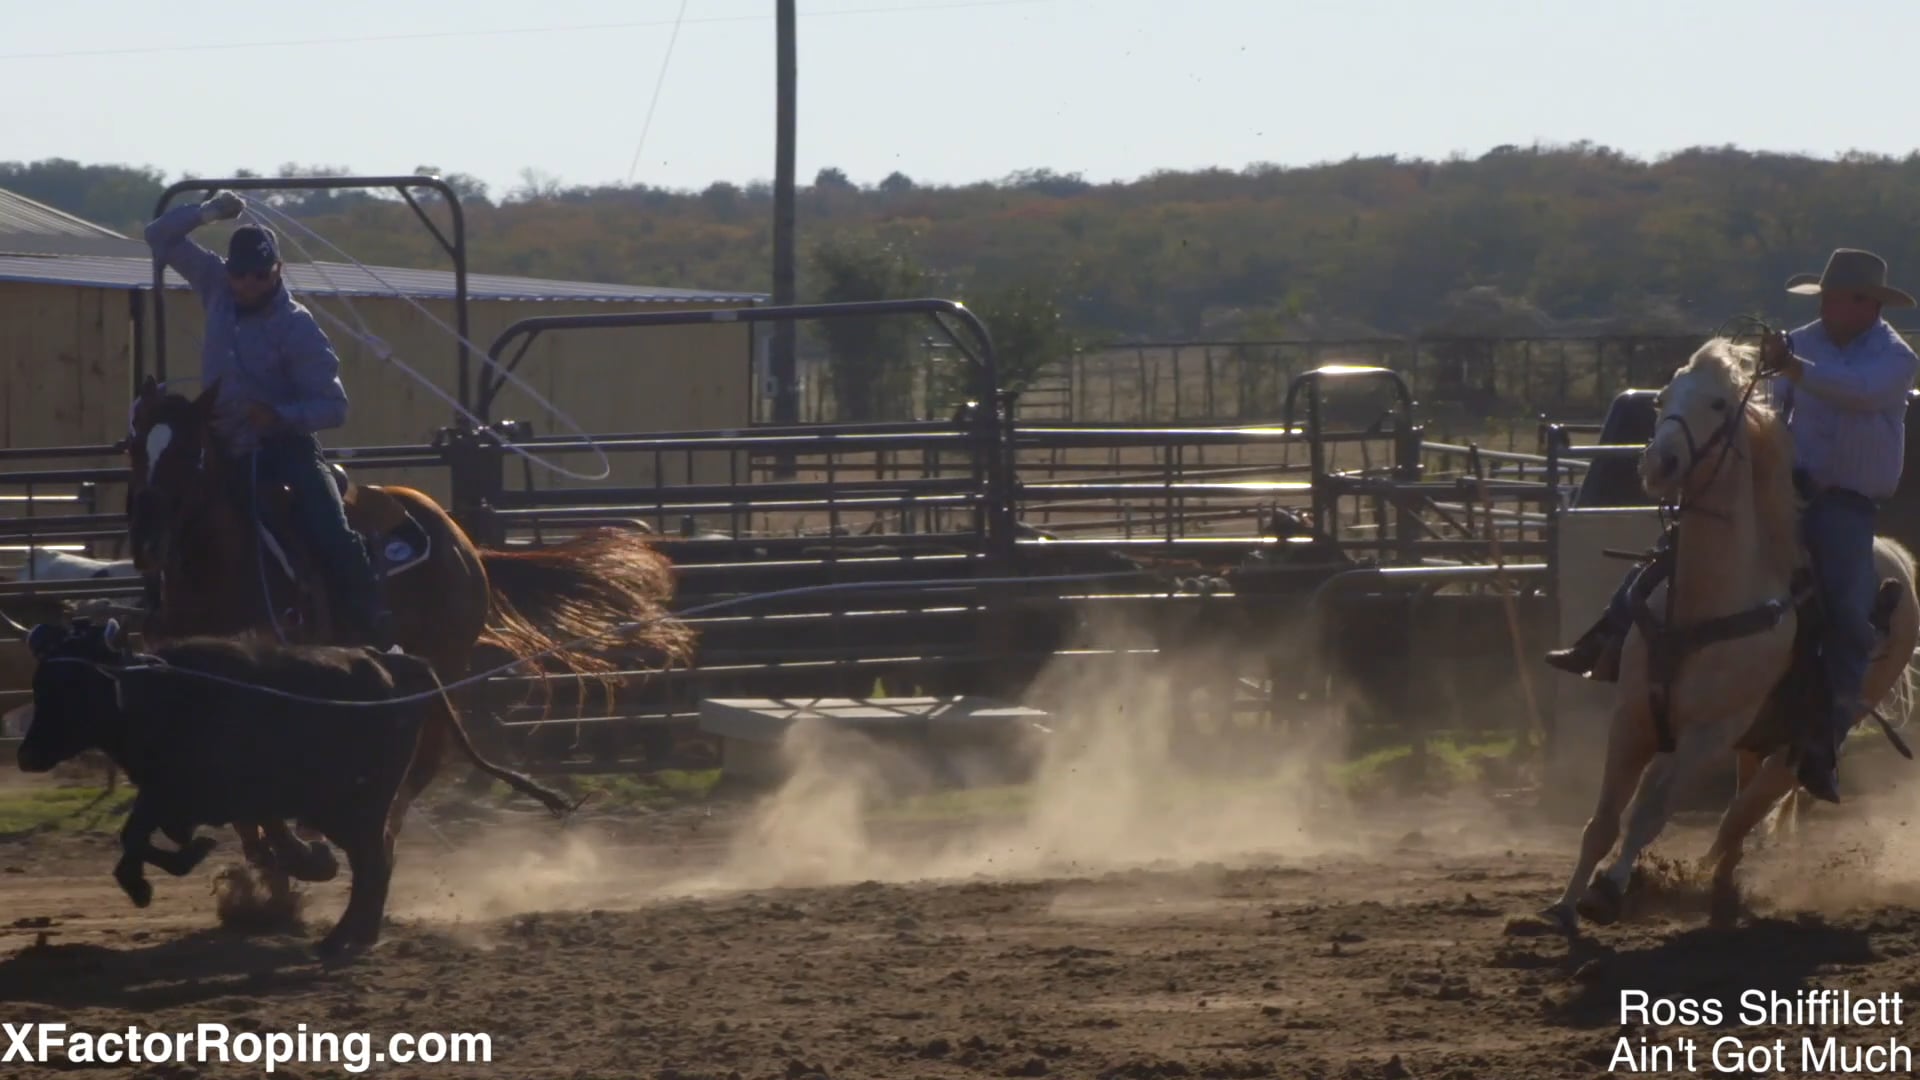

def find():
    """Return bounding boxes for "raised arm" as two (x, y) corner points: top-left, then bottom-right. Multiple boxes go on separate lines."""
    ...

(142, 191), (243, 302)
(1795, 334), (1919, 413)
(277, 314), (349, 434)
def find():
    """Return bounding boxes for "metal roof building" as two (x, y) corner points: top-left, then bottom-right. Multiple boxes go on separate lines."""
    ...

(0, 188), (145, 258)
(0, 188), (764, 304)
(0, 188), (765, 497)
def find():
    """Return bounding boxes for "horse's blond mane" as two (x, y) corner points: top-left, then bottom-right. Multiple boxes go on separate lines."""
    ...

(1682, 337), (1799, 577)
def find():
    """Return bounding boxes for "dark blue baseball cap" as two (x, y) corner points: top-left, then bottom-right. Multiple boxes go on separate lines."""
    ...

(226, 225), (279, 275)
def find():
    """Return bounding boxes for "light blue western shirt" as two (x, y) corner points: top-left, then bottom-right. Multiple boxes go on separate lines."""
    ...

(1772, 318), (1919, 501)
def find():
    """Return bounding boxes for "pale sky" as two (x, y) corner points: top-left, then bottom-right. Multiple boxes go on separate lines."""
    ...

(6, 0), (1919, 198)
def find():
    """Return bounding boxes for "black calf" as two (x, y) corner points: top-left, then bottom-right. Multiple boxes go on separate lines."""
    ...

(19, 617), (576, 958)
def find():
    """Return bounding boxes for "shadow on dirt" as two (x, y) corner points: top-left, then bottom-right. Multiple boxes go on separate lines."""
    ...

(1545, 916), (1876, 1029)
(0, 930), (326, 1009)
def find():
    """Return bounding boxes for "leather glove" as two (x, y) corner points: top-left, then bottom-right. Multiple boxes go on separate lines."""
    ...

(1757, 329), (1793, 376)
(200, 190), (245, 224)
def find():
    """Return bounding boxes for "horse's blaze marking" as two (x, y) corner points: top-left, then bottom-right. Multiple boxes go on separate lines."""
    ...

(145, 423), (173, 483)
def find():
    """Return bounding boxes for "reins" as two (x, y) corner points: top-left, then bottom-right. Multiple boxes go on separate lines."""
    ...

(1635, 316), (1798, 754)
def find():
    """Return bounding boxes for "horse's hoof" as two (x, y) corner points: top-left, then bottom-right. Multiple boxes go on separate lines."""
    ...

(315, 929), (377, 964)
(291, 842), (339, 884)
(1538, 904), (1579, 937)
(1710, 882), (1741, 929)
(1577, 874), (1624, 926)
(119, 876), (153, 909)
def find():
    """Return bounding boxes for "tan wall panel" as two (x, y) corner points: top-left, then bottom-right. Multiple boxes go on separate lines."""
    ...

(0, 283), (133, 450)
(0, 283), (137, 567)
(1, 283), (750, 560)
(150, 291), (752, 507)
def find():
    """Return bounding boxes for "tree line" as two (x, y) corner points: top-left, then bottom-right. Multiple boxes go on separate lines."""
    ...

(11, 144), (1920, 416)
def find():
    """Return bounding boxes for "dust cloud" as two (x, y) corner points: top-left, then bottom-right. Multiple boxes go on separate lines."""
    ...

(665, 623), (1378, 898)
(1744, 739), (1920, 916)
(384, 611), (1537, 923)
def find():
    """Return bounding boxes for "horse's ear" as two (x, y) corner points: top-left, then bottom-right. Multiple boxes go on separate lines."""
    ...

(102, 619), (125, 652)
(193, 380), (221, 419)
(138, 374), (158, 399)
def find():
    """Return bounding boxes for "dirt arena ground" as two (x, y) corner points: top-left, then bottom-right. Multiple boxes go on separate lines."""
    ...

(6, 714), (1920, 1079)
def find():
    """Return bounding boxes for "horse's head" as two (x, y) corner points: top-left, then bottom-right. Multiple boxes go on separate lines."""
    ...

(17, 616), (130, 773)
(1641, 337), (1758, 504)
(126, 376), (221, 571)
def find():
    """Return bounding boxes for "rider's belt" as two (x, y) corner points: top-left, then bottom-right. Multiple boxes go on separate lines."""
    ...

(1793, 466), (1879, 511)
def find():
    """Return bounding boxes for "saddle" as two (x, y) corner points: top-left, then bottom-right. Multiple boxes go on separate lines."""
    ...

(1625, 523), (1905, 758)
(241, 462), (434, 593)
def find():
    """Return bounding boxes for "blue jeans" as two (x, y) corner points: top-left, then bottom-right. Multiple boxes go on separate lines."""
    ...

(251, 431), (383, 630)
(1803, 487), (1881, 735)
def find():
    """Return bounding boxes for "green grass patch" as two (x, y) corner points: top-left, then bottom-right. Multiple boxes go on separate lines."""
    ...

(862, 729), (1527, 824)
(1326, 731), (1523, 799)
(457, 768), (724, 812)
(0, 784), (127, 835)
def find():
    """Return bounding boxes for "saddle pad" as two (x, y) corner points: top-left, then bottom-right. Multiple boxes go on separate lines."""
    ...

(255, 508), (432, 581)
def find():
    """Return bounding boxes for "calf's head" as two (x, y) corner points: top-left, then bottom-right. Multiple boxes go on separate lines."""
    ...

(18, 618), (130, 773)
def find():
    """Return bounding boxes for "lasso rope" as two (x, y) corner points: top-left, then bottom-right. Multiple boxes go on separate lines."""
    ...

(37, 568), (1177, 709)
(237, 198), (614, 483)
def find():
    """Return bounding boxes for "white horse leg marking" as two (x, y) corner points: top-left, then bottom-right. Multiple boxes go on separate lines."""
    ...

(144, 423), (173, 483)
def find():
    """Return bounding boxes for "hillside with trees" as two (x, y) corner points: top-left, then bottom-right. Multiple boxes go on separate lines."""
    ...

(11, 143), (1920, 352)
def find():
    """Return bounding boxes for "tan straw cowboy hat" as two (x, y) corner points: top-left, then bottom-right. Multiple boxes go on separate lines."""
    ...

(1786, 247), (1916, 307)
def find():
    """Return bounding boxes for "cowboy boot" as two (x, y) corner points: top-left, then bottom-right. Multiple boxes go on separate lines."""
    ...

(1796, 701), (1847, 804)
(324, 537), (394, 650)
(1544, 622), (1623, 681)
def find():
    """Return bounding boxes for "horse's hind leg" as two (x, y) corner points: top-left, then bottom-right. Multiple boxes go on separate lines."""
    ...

(1543, 699), (1656, 931)
(260, 820), (338, 882)
(1700, 748), (1797, 927)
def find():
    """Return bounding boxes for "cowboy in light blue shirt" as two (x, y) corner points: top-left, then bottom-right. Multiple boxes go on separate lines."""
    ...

(142, 190), (394, 648)
(1544, 248), (1919, 803)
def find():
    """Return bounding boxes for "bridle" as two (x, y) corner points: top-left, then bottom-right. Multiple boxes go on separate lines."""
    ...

(1649, 315), (1778, 524)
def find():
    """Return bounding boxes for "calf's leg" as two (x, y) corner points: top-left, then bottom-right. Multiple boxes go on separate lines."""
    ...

(113, 796), (212, 906)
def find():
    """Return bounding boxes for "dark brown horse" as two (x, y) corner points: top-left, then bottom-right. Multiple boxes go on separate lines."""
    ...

(124, 377), (694, 888)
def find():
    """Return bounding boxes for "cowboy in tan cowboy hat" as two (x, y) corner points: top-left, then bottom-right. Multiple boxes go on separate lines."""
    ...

(1544, 246), (1919, 805)
(1783, 247), (1916, 310)
(1759, 248), (1919, 801)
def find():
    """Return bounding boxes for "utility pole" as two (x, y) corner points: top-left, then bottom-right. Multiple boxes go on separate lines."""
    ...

(770, 0), (798, 436)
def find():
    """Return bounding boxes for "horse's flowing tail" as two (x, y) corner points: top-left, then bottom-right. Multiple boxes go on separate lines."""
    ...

(475, 528), (697, 715)
(1869, 535), (1920, 734)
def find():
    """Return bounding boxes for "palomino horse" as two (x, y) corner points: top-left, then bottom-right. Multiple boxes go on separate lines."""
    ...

(1543, 337), (1920, 932)
(122, 377), (696, 890)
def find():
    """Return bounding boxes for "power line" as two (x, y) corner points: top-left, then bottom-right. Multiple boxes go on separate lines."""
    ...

(0, 0), (1057, 62)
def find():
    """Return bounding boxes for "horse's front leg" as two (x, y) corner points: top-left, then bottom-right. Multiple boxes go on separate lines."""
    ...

(1543, 695), (1657, 932)
(1589, 657), (1781, 907)
(1594, 706), (1747, 909)
(1699, 747), (1798, 927)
